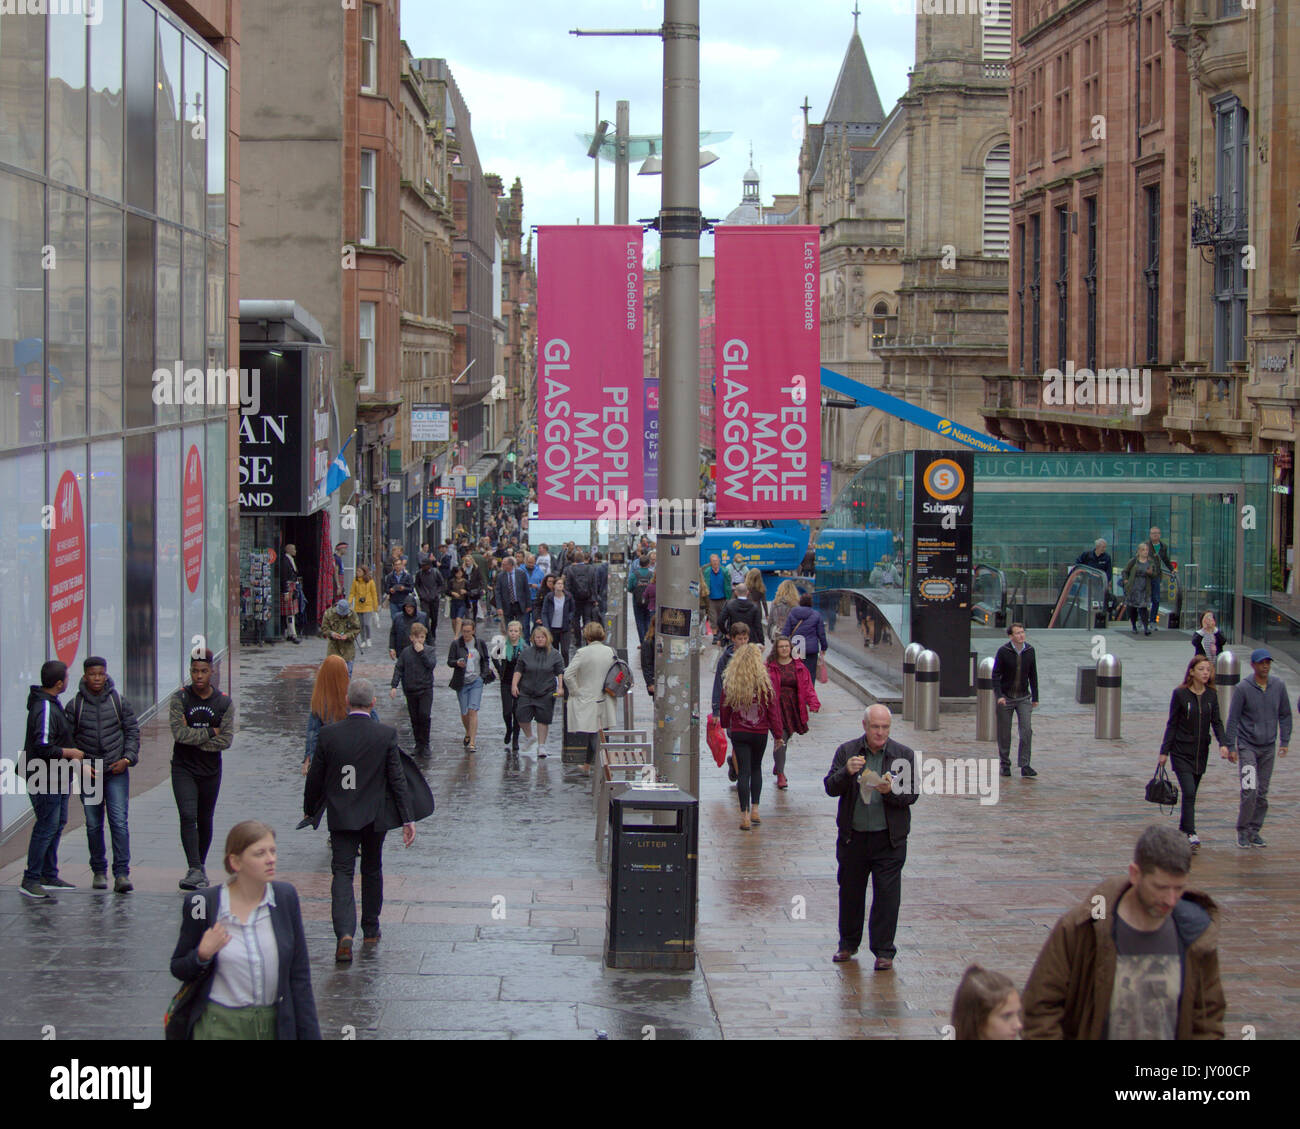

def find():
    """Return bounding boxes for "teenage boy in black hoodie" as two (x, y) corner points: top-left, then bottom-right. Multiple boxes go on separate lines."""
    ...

(168, 650), (235, 891)
(69, 657), (140, 892)
(20, 661), (84, 901)
(390, 621), (437, 755)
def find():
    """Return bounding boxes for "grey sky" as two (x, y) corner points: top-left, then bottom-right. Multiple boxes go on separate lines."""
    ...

(401, 1), (916, 256)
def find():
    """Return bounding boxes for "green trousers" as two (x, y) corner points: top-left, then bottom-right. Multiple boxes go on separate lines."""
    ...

(193, 1000), (277, 1040)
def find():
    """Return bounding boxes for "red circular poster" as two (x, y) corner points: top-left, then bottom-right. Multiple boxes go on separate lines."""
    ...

(182, 444), (205, 593)
(49, 469), (86, 666)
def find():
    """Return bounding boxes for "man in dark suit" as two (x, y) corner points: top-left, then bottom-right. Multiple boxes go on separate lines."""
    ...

(823, 705), (919, 970)
(304, 678), (415, 963)
(493, 555), (532, 636)
(592, 551), (609, 620)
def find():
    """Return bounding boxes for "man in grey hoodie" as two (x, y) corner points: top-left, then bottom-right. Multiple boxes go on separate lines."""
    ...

(1224, 648), (1290, 849)
(69, 657), (140, 892)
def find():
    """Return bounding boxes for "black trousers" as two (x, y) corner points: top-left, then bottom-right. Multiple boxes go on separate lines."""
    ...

(499, 685), (520, 748)
(1172, 762), (1201, 835)
(729, 731), (767, 812)
(171, 762), (221, 869)
(405, 689), (432, 748)
(835, 828), (906, 958)
(330, 824), (387, 940)
(420, 599), (439, 644)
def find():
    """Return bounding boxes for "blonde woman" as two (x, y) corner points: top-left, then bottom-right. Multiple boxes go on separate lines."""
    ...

(768, 578), (801, 643)
(563, 621), (617, 775)
(350, 565), (379, 650)
(719, 642), (783, 830)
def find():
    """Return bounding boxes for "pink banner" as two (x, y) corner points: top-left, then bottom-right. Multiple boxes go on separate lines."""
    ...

(536, 226), (644, 518)
(714, 227), (821, 519)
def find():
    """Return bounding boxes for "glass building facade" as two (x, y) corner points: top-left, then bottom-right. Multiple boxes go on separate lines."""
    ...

(0, 1), (231, 838)
(819, 451), (1271, 646)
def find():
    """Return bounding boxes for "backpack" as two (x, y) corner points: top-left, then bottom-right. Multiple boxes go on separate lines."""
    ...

(603, 657), (634, 698)
(569, 564), (593, 602)
(632, 569), (652, 609)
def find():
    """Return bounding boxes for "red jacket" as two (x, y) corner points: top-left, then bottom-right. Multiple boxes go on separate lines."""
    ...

(720, 667), (783, 738)
(767, 658), (820, 732)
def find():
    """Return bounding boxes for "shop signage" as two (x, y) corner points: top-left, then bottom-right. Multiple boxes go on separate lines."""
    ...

(713, 226), (822, 518)
(412, 402), (451, 442)
(48, 469), (85, 667)
(182, 445), (204, 593)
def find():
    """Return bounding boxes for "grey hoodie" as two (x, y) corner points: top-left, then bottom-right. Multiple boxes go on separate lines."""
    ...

(1225, 675), (1292, 749)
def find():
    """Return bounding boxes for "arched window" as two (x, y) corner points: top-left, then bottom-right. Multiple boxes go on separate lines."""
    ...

(983, 142), (1011, 258)
(870, 301), (896, 349)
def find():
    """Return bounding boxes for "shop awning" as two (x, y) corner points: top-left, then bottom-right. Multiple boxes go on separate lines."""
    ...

(500, 482), (529, 500)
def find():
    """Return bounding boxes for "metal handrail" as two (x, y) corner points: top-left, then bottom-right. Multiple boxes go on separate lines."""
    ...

(1048, 564), (1109, 629)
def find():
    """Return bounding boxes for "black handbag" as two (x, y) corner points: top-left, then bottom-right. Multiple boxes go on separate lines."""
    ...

(1144, 762), (1179, 812)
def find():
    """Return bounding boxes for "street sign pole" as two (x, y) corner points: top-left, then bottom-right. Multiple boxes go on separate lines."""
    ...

(652, 0), (701, 803)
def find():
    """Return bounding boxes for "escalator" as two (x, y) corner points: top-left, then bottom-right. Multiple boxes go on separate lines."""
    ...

(1244, 597), (1300, 667)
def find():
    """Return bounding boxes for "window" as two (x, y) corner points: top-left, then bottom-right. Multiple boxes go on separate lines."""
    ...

(360, 2), (378, 93)
(982, 2), (1011, 61)
(359, 301), (375, 392)
(1084, 198), (1098, 372)
(360, 149), (376, 245)
(870, 302), (896, 349)
(983, 143), (1011, 257)
(1013, 85), (1026, 178)
(1220, 0), (1242, 16)
(1030, 213), (1041, 373)
(1080, 34), (1101, 144)
(1055, 205), (1069, 372)
(1212, 95), (1249, 370)
(1140, 8), (1164, 127)
(1052, 50), (1071, 155)
(1016, 222), (1026, 373)
(1144, 186), (1160, 365)
(422, 242), (430, 318)
(1028, 67), (1045, 167)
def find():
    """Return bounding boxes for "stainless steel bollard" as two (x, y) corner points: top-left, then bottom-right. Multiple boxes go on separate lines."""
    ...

(902, 642), (923, 722)
(914, 649), (940, 731)
(1215, 649), (1239, 724)
(976, 656), (997, 741)
(1095, 654), (1122, 739)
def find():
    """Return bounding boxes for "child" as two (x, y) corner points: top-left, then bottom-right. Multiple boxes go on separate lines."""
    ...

(950, 965), (1022, 1040)
(389, 622), (436, 756)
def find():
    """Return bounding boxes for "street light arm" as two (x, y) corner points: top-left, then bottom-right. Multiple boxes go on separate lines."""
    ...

(570, 28), (663, 37)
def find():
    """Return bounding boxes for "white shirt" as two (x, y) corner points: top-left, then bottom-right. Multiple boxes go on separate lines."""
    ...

(550, 594), (566, 628)
(208, 883), (279, 1009)
(536, 554), (551, 573)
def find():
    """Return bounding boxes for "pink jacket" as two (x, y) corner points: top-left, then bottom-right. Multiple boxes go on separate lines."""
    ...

(720, 667), (784, 738)
(767, 658), (820, 732)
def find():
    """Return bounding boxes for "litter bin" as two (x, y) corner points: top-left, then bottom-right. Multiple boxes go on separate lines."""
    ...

(902, 642), (923, 722)
(606, 783), (699, 970)
(1075, 665), (1097, 705)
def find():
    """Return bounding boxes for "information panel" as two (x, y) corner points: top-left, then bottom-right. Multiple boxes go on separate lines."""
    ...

(909, 451), (974, 696)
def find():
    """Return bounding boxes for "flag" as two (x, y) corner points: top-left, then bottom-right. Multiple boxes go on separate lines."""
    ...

(324, 431), (355, 498)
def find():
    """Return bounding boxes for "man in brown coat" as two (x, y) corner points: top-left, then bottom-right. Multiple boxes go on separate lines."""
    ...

(1021, 824), (1225, 1039)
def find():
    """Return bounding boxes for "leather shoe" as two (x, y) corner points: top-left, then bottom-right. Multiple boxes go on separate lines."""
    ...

(335, 936), (354, 963)
(363, 931), (382, 946)
(1021, 765), (1038, 778)
(874, 957), (894, 971)
(831, 949), (857, 963)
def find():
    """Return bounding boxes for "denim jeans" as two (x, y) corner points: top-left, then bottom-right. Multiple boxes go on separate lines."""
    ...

(82, 767), (130, 876)
(24, 791), (69, 884)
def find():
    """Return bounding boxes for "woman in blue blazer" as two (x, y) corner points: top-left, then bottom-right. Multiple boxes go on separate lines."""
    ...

(170, 820), (320, 1040)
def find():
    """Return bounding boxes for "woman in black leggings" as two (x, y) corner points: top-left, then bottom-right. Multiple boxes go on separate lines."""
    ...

(718, 642), (783, 831)
(168, 652), (235, 890)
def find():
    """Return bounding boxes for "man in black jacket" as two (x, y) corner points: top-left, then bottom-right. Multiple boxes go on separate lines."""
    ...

(20, 661), (84, 901)
(388, 598), (430, 660)
(415, 558), (445, 645)
(991, 622), (1040, 778)
(69, 657), (140, 892)
(719, 584), (764, 644)
(385, 560), (415, 623)
(823, 705), (919, 969)
(592, 552), (609, 619)
(304, 678), (415, 962)
(563, 550), (597, 637)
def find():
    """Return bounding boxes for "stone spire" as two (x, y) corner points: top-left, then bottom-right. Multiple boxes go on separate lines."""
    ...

(824, 13), (885, 126)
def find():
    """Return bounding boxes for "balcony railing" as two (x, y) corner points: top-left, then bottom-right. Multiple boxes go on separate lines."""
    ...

(1165, 372), (1248, 428)
(1190, 195), (1248, 247)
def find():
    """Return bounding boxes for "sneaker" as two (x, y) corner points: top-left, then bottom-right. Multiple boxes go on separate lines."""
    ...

(776, 773), (789, 790)
(178, 868), (205, 890)
(40, 876), (74, 889)
(19, 878), (54, 901)
(1187, 834), (1201, 850)
(1020, 766), (1038, 778)
(92, 872), (108, 890)
(335, 936), (354, 963)
(114, 875), (134, 893)
(1236, 831), (1252, 849)
(1249, 832), (1267, 848)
